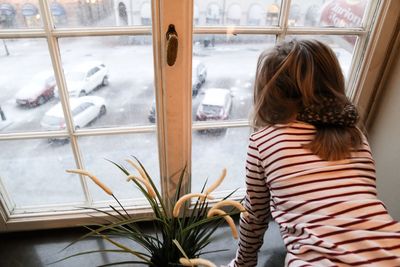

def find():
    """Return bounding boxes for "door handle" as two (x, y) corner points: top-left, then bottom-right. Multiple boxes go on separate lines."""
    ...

(166, 24), (178, 66)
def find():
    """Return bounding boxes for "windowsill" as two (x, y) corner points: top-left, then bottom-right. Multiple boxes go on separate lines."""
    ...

(0, 218), (286, 266)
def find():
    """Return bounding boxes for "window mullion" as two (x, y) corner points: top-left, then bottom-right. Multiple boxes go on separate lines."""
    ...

(38, 0), (92, 206)
(277, 0), (291, 42)
(154, 0), (193, 207)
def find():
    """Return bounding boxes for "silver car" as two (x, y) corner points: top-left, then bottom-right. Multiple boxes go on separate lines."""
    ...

(55, 61), (109, 98)
(41, 96), (106, 131)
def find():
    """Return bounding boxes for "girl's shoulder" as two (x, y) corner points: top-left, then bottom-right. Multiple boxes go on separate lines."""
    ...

(251, 121), (315, 140)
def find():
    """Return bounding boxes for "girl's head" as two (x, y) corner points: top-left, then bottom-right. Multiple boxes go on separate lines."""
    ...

(253, 39), (362, 161)
(253, 39), (347, 126)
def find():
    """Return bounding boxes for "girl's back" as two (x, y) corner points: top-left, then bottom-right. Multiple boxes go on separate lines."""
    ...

(249, 121), (400, 266)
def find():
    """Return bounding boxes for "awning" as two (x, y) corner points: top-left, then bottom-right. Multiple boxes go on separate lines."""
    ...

(22, 3), (38, 16)
(207, 3), (221, 19)
(51, 2), (66, 16)
(0, 3), (15, 16)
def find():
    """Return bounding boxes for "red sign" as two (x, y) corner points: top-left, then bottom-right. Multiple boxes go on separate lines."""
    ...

(320, 0), (367, 28)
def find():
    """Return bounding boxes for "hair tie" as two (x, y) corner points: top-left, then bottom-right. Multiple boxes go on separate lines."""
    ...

(296, 97), (359, 127)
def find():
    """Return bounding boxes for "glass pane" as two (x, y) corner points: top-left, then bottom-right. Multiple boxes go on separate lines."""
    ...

(56, 35), (154, 130)
(48, 0), (150, 28)
(192, 35), (275, 194)
(0, 138), (84, 210)
(192, 127), (249, 193)
(288, 0), (369, 27)
(0, 1), (43, 29)
(194, 0), (281, 26)
(0, 38), (57, 133)
(78, 133), (159, 203)
(193, 34), (275, 123)
(285, 35), (357, 80)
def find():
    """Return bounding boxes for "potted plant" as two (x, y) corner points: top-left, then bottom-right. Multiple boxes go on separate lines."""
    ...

(55, 157), (247, 267)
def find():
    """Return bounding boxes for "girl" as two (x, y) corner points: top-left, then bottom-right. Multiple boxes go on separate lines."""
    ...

(230, 39), (400, 266)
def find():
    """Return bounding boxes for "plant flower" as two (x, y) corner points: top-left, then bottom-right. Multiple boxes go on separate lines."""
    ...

(173, 193), (214, 217)
(205, 168), (227, 195)
(66, 169), (113, 196)
(179, 257), (217, 267)
(208, 199), (249, 218)
(126, 159), (149, 181)
(126, 174), (156, 198)
(207, 208), (238, 239)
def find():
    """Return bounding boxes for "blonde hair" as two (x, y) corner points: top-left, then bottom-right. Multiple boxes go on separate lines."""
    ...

(252, 39), (362, 161)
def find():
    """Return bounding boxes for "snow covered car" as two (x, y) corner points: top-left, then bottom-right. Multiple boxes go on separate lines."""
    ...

(56, 61), (109, 98)
(195, 88), (232, 121)
(40, 96), (106, 131)
(15, 72), (56, 107)
(192, 60), (207, 96)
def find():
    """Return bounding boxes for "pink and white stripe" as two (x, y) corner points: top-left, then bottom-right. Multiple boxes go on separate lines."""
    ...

(232, 121), (400, 267)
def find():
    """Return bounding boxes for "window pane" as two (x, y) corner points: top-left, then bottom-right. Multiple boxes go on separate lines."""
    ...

(0, 38), (57, 133)
(57, 36), (155, 129)
(49, 0), (151, 28)
(191, 35), (275, 193)
(77, 133), (159, 203)
(0, 138), (84, 210)
(192, 127), (249, 193)
(194, 0), (281, 26)
(193, 34), (275, 123)
(288, 0), (369, 27)
(0, 1), (43, 29)
(286, 35), (357, 79)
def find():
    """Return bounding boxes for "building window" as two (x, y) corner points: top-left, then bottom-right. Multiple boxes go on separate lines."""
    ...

(0, 3), (16, 28)
(206, 3), (221, 25)
(140, 2), (151, 26)
(226, 4), (241, 25)
(247, 4), (264, 26)
(21, 3), (41, 28)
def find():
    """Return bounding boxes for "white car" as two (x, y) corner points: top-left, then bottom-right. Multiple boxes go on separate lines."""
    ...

(56, 61), (109, 97)
(195, 88), (232, 121)
(40, 96), (106, 131)
(15, 72), (56, 107)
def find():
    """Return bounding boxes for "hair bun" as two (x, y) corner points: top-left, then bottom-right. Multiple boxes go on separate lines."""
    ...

(297, 97), (359, 127)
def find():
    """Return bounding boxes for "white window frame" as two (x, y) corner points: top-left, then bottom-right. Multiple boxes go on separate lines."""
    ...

(0, 0), (397, 232)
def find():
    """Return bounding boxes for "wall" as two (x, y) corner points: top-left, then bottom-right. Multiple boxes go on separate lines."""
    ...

(368, 39), (400, 221)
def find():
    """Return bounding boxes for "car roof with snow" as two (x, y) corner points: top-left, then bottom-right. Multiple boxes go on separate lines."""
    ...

(44, 96), (105, 117)
(66, 61), (105, 72)
(201, 88), (230, 106)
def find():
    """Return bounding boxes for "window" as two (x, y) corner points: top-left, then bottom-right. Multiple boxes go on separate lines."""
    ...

(0, 0), (395, 231)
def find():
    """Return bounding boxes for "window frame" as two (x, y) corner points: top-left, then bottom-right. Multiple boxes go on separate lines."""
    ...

(0, 0), (396, 232)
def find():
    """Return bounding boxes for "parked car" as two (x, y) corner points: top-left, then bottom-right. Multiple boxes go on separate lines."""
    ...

(56, 61), (109, 98)
(15, 72), (56, 107)
(192, 60), (207, 96)
(40, 96), (106, 131)
(195, 88), (232, 121)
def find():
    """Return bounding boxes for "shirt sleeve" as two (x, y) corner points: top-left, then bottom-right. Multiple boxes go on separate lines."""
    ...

(230, 136), (271, 267)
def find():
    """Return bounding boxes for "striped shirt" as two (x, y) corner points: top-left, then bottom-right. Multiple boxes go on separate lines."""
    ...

(231, 121), (400, 267)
